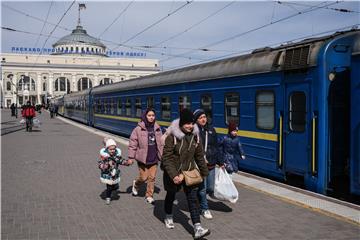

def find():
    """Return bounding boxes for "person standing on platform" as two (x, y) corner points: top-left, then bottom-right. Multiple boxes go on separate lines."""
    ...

(21, 101), (36, 132)
(161, 108), (210, 239)
(10, 103), (16, 117)
(220, 121), (246, 175)
(128, 108), (163, 204)
(193, 109), (224, 220)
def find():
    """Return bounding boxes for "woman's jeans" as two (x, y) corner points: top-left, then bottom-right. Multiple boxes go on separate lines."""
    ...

(164, 184), (201, 225)
(197, 167), (215, 211)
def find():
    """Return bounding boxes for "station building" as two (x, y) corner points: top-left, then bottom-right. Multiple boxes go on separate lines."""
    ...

(0, 24), (160, 108)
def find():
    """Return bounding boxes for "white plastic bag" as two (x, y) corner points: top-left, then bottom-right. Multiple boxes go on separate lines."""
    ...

(19, 119), (25, 124)
(33, 118), (41, 128)
(214, 167), (239, 203)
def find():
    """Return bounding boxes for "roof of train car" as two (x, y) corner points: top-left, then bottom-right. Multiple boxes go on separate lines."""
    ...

(63, 88), (91, 100)
(90, 29), (359, 95)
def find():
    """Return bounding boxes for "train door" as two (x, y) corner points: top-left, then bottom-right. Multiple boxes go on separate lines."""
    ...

(328, 70), (350, 195)
(284, 83), (310, 174)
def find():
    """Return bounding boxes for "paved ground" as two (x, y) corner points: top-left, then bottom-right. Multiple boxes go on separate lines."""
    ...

(1, 109), (359, 240)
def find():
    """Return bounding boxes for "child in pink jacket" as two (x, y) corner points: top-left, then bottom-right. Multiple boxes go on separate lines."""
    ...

(128, 108), (163, 204)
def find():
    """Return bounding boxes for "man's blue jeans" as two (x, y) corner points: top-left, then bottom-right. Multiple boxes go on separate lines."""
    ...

(197, 167), (215, 211)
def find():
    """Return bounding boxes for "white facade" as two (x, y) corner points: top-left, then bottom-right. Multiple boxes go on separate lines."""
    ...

(0, 24), (159, 108)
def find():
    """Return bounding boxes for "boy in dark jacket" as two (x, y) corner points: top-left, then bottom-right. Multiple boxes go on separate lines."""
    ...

(162, 109), (210, 239)
(193, 109), (224, 220)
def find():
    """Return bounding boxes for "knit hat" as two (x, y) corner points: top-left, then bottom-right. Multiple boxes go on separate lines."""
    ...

(105, 138), (117, 148)
(228, 121), (238, 134)
(179, 108), (194, 127)
(193, 109), (205, 121)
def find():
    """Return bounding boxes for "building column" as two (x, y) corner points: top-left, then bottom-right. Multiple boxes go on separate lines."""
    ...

(1, 71), (4, 107)
(49, 73), (54, 96)
(72, 74), (76, 92)
(37, 73), (41, 104)
(94, 75), (99, 87)
(13, 72), (19, 105)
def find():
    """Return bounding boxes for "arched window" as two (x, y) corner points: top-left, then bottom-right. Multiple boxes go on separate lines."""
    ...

(31, 79), (35, 91)
(99, 78), (113, 85)
(17, 75), (35, 91)
(43, 82), (46, 92)
(54, 77), (71, 93)
(6, 81), (11, 91)
(77, 77), (92, 91)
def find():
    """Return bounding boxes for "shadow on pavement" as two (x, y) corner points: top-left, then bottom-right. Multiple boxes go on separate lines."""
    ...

(99, 184), (120, 201)
(124, 184), (161, 197)
(1, 126), (26, 136)
(153, 199), (194, 235)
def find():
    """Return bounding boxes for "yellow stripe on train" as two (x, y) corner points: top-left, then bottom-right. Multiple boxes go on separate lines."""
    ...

(95, 113), (277, 142)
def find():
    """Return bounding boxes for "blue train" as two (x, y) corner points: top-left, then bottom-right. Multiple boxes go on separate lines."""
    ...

(55, 29), (360, 197)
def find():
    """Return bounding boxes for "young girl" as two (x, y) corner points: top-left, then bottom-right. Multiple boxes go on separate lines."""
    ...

(128, 108), (163, 204)
(221, 121), (246, 175)
(98, 138), (128, 205)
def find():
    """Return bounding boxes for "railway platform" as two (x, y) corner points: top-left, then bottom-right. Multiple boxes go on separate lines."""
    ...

(1, 109), (359, 240)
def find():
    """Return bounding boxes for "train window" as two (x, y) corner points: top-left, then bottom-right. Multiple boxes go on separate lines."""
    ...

(106, 99), (111, 114)
(135, 98), (142, 117)
(95, 100), (100, 113)
(147, 96), (154, 109)
(179, 95), (191, 112)
(256, 91), (275, 130)
(161, 96), (171, 120)
(97, 100), (101, 113)
(100, 100), (105, 113)
(111, 98), (116, 115)
(201, 95), (213, 124)
(225, 93), (239, 125)
(289, 92), (306, 132)
(117, 99), (122, 115)
(125, 98), (132, 116)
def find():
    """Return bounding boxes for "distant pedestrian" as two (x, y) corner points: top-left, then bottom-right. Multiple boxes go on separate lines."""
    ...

(10, 103), (16, 117)
(128, 108), (163, 204)
(193, 109), (224, 220)
(220, 121), (246, 174)
(161, 108), (210, 239)
(21, 101), (36, 132)
(98, 138), (130, 205)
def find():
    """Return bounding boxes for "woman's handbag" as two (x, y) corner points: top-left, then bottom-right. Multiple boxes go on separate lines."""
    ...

(182, 161), (203, 186)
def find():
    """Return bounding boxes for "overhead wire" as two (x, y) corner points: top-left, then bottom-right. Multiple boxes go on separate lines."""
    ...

(110, 0), (194, 51)
(159, 1), (340, 64)
(277, 1), (360, 14)
(2, 1), (233, 60)
(33, 1), (54, 49)
(151, 0), (236, 47)
(97, 1), (134, 39)
(164, 24), (360, 71)
(31, 1), (76, 69)
(2, 3), (73, 32)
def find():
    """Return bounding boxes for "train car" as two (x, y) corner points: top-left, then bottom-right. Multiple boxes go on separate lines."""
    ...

(65, 29), (360, 197)
(62, 89), (91, 124)
(52, 96), (65, 115)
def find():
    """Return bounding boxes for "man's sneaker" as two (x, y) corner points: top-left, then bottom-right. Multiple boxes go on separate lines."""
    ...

(201, 210), (213, 219)
(105, 198), (111, 205)
(145, 196), (155, 204)
(194, 224), (210, 239)
(164, 216), (174, 229)
(132, 180), (138, 196)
